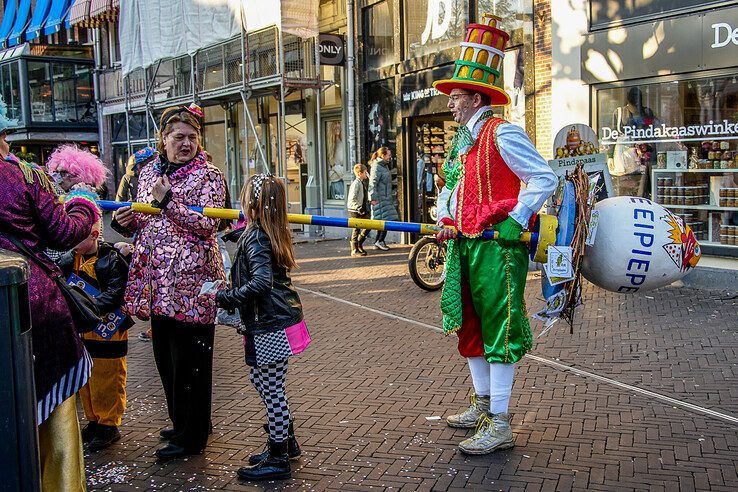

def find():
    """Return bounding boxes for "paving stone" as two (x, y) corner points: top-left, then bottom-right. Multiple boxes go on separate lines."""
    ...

(83, 241), (738, 490)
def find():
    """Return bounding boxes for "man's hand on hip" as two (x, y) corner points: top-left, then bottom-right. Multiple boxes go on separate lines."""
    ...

(494, 217), (523, 247)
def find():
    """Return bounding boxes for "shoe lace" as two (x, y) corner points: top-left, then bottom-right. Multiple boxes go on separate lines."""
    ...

(474, 413), (494, 435)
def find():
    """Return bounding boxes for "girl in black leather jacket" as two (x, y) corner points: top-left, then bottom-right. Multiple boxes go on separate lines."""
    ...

(215, 174), (307, 482)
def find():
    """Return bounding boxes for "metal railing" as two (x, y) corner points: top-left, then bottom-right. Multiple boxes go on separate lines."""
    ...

(100, 28), (319, 106)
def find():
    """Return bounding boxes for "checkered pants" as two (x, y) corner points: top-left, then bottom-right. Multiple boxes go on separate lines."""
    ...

(250, 359), (290, 442)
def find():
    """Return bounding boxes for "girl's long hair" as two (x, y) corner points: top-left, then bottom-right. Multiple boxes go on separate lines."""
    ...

(369, 146), (390, 162)
(240, 174), (297, 270)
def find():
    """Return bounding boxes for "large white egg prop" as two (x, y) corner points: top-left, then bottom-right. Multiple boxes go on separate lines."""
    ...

(581, 197), (701, 293)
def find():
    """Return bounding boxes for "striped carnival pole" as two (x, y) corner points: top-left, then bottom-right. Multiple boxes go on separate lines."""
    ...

(97, 200), (540, 244)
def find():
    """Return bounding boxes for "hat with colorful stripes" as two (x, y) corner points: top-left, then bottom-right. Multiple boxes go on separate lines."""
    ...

(433, 14), (510, 106)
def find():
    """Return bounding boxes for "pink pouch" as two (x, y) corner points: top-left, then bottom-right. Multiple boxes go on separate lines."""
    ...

(285, 319), (311, 355)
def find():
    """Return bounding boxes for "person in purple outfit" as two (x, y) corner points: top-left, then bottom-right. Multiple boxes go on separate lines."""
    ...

(0, 97), (99, 490)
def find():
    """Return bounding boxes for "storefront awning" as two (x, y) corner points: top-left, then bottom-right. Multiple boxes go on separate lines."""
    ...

(0, 0), (18, 47)
(8, 0), (31, 46)
(68, 0), (91, 27)
(25, 0), (52, 41)
(89, 0), (118, 22)
(44, 0), (72, 35)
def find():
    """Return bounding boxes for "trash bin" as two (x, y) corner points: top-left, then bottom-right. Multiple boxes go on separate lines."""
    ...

(0, 249), (41, 491)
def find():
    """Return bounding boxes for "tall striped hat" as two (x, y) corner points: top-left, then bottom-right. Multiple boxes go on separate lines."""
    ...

(433, 14), (510, 106)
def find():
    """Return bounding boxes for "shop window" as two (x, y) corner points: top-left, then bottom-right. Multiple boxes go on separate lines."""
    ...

(52, 63), (76, 123)
(28, 60), (96, 124)
(0, 62), (21, 122)
(324, 118), (348, 201)
(28, 62), (53, 123)
(404, 0), (468, 60)
(595, 75), (738, 252)
(590, 0), (725, 29)
(111, 113), (148, 142)
(477, 0), (532, 44)
(364, 78), (398, 198)
(108, 22), (121, 66)
(321, 65), (342, 108)
(363, 1), (395, 71)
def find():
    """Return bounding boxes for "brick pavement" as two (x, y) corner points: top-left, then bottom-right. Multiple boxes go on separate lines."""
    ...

(84, 240), (738, 491)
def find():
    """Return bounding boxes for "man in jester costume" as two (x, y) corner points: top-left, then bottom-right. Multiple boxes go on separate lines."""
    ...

(433, 14), (558, 454)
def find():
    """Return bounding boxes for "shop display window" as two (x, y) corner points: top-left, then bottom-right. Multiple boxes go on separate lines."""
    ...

(27, 60), (96, 124)
(595, 74), (738, 251)
(324, 118), (348, 202)
(412, 118), (459, 223)
(0, 62), (21, 123)
(404, 0), (468, 60)
(363, 0), (395, 71)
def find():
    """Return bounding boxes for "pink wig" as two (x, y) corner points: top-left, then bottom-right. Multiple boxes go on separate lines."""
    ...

(46, 144), (108, 187)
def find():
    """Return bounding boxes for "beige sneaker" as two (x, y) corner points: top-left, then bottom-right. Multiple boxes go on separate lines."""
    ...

(446, 393), (490, 429)
(458, 413), (515, 455)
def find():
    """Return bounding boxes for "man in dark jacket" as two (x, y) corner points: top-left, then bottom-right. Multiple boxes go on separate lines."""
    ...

(57, 221), (133, 451)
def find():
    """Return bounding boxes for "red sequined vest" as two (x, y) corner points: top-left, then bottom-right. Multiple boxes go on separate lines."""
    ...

(456, 117), (520, 237)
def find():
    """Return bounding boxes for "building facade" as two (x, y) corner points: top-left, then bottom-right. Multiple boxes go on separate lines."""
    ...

(0, 0), (98, 171)
(355, 0), (543, 239)
(568, 0), (738, 258)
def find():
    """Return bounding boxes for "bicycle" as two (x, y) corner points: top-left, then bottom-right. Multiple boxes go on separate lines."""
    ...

(408, 235), (446, 291)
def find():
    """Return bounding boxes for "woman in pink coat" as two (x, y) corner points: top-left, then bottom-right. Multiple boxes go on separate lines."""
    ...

(112, 104), (226, 460)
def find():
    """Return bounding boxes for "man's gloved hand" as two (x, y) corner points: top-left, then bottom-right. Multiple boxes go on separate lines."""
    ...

(436, 217), (457, 243)
(494, 216), (523, 247)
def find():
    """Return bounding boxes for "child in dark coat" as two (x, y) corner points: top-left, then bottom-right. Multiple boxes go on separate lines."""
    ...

(57, 221), (133, 451)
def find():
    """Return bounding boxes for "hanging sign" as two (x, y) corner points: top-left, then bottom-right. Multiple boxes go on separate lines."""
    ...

(549, 123), (613, 201)
(319, 34), (346, 66)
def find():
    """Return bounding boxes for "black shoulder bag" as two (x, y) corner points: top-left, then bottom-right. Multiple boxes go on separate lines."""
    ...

(2, 233), (102, 334)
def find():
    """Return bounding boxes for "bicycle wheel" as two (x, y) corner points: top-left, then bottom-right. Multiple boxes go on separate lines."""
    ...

(408, 236), (446, 291)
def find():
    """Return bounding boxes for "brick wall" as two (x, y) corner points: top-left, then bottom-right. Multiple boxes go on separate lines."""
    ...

(534, 0), (552, 160)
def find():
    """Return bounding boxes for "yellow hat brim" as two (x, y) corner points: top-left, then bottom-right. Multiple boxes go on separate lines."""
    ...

(433, 79), (510, 106)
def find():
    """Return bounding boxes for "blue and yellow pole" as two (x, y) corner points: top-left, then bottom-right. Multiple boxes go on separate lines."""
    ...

(97, 200), (543, 246)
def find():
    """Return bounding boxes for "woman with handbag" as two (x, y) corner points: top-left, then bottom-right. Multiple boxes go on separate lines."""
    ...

(111, 104), (226, 460)
(0, 98), (99, 491)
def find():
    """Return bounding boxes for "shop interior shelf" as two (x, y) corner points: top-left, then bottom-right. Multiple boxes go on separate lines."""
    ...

(653, 168), (738, 173)
(663, 204), (738, 211)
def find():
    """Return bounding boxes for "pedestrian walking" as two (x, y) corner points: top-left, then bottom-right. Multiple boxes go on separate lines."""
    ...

(0, 97), (99, 490)
(347, 163), (371, 257)
(111, 103), (226, 460)
(215, 173), (310, 481)
(368, 147), (399, 251)
(57, 220), (134, 452)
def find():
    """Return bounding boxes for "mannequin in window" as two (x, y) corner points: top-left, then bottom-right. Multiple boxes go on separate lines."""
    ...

(327, 121), (346, 200)
(611, 87), (657, 197)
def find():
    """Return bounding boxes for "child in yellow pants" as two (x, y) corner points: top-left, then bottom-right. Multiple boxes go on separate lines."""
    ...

(58, 222), (133, 451)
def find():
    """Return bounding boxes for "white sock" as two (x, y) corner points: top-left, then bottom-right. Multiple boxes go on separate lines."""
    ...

(489, 362), (515, 414)
(467, 357), (490, 397)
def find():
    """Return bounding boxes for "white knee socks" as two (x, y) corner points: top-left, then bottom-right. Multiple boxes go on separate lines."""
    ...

(467, 357), (515, 414)
(489, 362), (515, 415)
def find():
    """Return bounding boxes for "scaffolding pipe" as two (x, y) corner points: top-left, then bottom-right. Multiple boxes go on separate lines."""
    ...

(124, 74), (132, 157)
(239, 89), (268, 169)
(314, 37), (324, 216)
(346, 0), (357, 166)
(277, 27), (287, 188)
(144, 60), (162, 145)
(92, 28), (104, 158)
